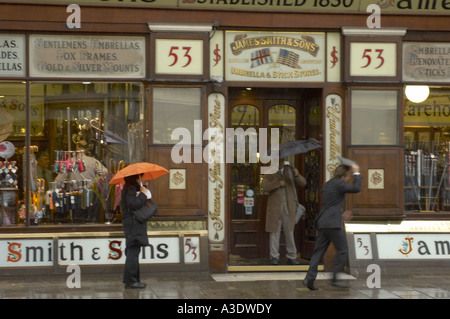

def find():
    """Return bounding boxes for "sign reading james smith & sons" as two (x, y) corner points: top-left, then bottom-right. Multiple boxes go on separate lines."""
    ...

(403, 42), (450, 83)
(29, 35), (146, 78)
(225, 31), (325, 82)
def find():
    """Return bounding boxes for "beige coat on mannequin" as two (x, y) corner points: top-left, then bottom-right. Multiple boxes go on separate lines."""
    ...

(262, 166), (306, 233)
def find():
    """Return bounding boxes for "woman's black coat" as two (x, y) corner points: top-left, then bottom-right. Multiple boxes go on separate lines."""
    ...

(121, 184), (149, 247)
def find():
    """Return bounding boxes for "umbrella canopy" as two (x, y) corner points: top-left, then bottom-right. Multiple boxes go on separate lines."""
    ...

(337, 155), (358, 167)
(104, 130), (128, 145)
(109, 162), (169, 184)
(279, 138), (322, 158)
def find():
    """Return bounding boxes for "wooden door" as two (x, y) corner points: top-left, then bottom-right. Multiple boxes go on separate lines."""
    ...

(229, 88), (302, 259)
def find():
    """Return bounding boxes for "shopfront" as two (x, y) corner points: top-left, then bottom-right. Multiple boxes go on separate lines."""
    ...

(0, 1), (449, 275)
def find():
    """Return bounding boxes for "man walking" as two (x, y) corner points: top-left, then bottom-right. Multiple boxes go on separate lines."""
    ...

(303, 163), (362, 290)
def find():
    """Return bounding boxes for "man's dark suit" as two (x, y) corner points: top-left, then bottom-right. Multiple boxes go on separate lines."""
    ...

(305, 173), (362, 287)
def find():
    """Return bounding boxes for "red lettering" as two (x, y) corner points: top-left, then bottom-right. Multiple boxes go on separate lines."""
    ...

(108, 240), (122, 260)
(7, 242), (22, 263)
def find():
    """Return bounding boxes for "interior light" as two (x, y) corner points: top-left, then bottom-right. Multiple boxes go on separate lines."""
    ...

(405, 85), (430, 103)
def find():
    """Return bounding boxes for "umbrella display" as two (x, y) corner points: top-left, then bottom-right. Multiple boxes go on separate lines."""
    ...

(109, 162), (169, 184)
(279, 138), (322, 158)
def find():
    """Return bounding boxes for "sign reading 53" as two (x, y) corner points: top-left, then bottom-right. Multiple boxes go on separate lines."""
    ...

(155, 39), (203, 75)
(350, 42), (397, 77)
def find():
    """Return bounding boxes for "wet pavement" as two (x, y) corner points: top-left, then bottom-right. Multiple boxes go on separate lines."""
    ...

(1, 269), (450, 300)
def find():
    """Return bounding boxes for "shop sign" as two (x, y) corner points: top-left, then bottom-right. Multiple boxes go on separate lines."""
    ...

(0, 236), (201, 267)
(0, 95), (44, 137)
(0, 239), (53, 267)
(324, 94), (342, 181)
(326, 32), (341, 82)
(210, 30), (224, 82)
(207, 93), (225, 243)
(377, 234), (450, 259)
(155, 38), (203, 76)
(404, 95), (450, 126)
(225, 31), (325, 82)
(403, 42), (450, 83)
(6, 0), (450, 15)
(0, 34), (25, 77)
(349, 42), (397, 77)
(29, 35), (145, 78)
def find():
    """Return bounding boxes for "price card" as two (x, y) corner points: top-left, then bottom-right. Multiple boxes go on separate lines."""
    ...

(155, 38), (203, 75)
(350, 42), (397, 77)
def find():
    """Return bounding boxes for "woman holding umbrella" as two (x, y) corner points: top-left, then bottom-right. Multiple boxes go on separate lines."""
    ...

(110, 162), (169, 289)
(121, 173), (151, 288)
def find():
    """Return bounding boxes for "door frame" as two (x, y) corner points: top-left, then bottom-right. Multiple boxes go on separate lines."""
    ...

(227, 87), (321, 261)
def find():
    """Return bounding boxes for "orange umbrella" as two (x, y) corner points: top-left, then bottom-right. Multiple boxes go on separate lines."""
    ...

(109, 162), (169, 184)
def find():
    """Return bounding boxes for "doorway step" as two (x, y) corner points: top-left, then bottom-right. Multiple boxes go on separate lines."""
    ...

(227, 255), (323, 272)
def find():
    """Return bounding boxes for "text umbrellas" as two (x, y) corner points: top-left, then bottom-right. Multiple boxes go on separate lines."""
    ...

(109, 162), (169, 184)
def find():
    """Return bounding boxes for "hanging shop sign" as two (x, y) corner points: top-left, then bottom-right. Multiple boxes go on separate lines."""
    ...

(29, 35), (146, 78)
(225, 31), (325, 82)
(5, 0), (450, 14)
(403, 42), (450, 83)
(0, 34), (25, 77)
(404, 95), (450, 126)
(0, 236), (201, 267)
(349, 42), (397, 77)
(324, 94), (342, 181)
(207, 93), (225, 243)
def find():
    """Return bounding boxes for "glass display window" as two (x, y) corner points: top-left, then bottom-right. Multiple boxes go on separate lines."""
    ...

(1, 81), (145, 226)
(351, 89), (399, 145)
(404, 87), (450, 213)
(0, 82), (25, 226)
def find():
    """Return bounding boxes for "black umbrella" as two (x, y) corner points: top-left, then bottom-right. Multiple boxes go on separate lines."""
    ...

(337, 155), (358, 167)
(279, 138), (322, 158)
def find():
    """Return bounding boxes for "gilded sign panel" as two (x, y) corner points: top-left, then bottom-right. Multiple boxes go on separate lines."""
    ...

(225, 31), (325, 82)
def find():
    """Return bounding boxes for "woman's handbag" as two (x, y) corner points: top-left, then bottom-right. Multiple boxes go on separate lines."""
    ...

(286, 166), (306, 224)
(133, 199), (158, 223)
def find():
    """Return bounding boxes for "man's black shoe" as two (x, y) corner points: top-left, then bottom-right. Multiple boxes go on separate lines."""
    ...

(331, 280), (349, 288)
(303, 278), (318, 290)
(270, 257), (279, 265)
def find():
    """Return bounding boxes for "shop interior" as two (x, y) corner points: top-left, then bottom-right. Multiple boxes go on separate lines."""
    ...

(404, 86), (450, 213)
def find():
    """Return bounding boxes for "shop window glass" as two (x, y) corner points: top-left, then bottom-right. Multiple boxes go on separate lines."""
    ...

(152, 88), (202, 144)
(230, 104), (260, 219)
(18, 82), (144, 226)
(404, 88), (450, 212)
(0, 82), (25, 226)
(351, 90), (398, 145)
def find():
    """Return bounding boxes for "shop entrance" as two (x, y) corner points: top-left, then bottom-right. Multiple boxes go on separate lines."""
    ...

(228, 87), (322, 264)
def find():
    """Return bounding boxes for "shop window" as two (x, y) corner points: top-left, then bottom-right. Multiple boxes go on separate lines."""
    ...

(404, 88), (450, 213)
(2, 82), (145, 227)
(152, 87), (202, 144)
(0, 82), (25, 226)
(351, 90), (399, 145)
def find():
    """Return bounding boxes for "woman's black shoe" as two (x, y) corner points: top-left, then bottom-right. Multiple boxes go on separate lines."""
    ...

(125, 282), (146, 289)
